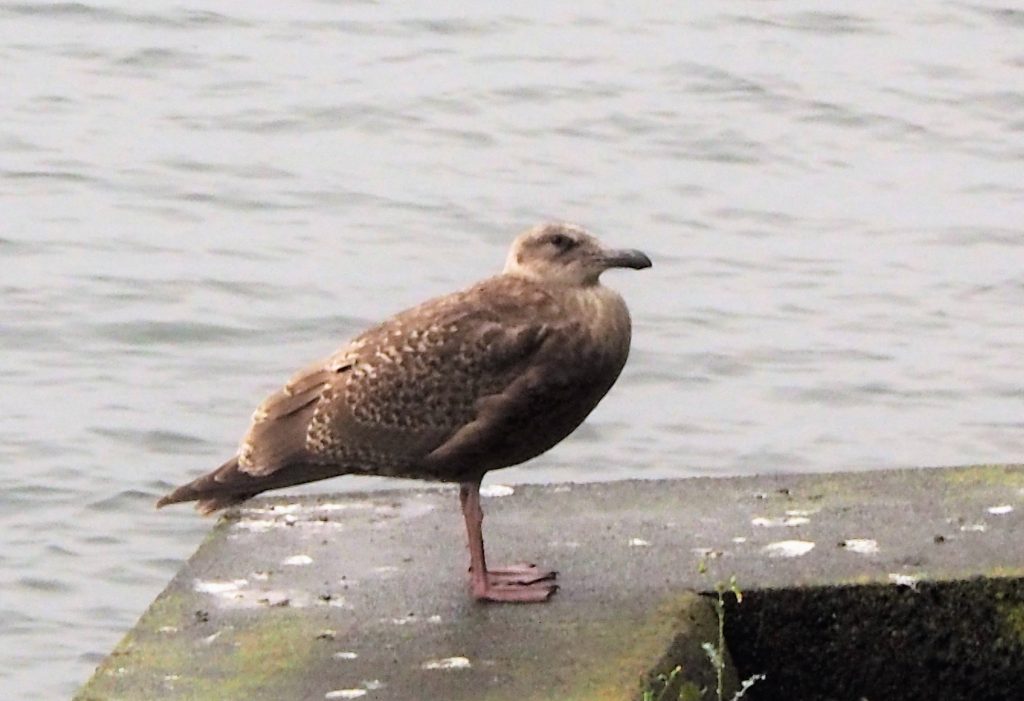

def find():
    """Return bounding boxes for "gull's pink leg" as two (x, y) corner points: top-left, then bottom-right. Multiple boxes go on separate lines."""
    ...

(459, 481), (557, 603)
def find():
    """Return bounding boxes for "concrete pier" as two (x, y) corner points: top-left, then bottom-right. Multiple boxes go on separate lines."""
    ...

(76, 465), (1024, 700)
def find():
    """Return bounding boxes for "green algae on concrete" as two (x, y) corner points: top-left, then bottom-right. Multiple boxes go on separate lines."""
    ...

(78, 464), (1024, 700)
(472, 592), (735, 701)
(943, 463), (1024, 488)
(76, 590), (324, 701)
(997, 601), (1024, 645)
(76, 591), (193, 701)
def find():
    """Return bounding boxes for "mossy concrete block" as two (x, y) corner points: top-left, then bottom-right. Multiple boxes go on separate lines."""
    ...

(77, 464), (1023, 700)
(76, 577), (729, 701)
(723, 578), (1024, 701)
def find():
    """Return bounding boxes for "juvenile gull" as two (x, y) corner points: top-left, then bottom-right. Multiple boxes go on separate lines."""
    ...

(158, 222), (651, 603)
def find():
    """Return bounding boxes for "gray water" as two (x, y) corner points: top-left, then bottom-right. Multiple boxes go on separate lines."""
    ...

(2, 1), (1023, 697)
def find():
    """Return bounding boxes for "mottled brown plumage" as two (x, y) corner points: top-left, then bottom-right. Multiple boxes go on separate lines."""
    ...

(158, 222), (651, 602)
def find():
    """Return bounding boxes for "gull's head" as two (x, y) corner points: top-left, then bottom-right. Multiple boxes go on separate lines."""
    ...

(504, 222), (652, 286)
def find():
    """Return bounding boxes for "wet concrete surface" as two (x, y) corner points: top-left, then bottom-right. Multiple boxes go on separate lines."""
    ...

(77, 464), (1024, 700)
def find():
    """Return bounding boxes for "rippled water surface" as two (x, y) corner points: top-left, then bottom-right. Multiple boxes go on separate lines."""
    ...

(2, 1), (1023, 696)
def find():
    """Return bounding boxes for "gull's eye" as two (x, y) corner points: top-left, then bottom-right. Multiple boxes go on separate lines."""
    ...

(547, 233), (576, 251)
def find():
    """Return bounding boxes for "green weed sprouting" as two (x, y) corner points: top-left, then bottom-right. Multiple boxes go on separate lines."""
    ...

(704, 575), (764, 701)
(640, 570), (764, 701)
(641, 664), (702, 701)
